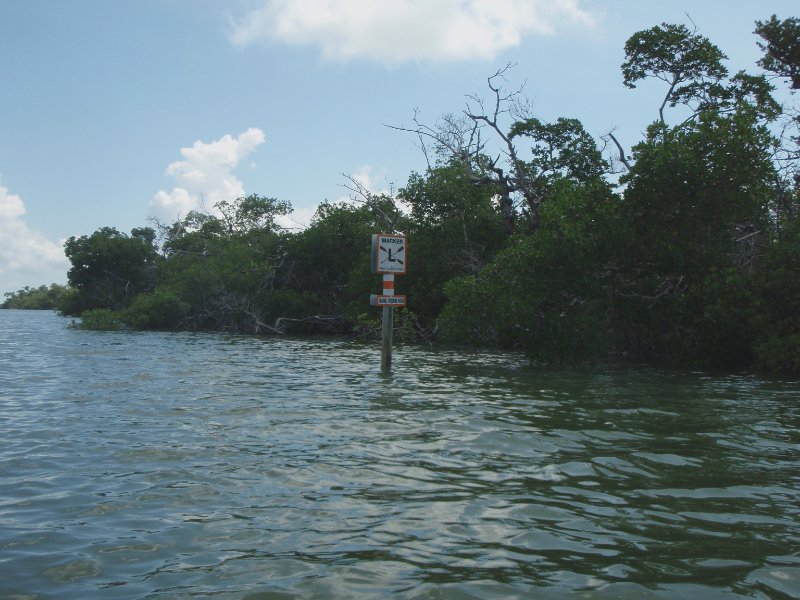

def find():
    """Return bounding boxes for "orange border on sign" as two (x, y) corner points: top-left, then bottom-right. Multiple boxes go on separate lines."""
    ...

(372, 233), (407, 275)
(375, 295), (407, 307)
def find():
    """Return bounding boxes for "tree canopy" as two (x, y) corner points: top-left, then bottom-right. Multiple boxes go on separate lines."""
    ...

(41, 16), (800, 374)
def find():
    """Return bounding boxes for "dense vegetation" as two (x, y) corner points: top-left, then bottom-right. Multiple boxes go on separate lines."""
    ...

(1, 284), (69, 310)
(10, 18), (800, 373)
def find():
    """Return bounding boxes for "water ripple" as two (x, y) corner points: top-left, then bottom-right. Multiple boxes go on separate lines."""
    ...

(0, 310), (798, 599)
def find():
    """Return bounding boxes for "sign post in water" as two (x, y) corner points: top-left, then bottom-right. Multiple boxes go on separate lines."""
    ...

(370, 233), (407, 372)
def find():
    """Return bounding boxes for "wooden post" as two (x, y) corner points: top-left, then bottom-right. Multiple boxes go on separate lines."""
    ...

(381, 305), (393, 372)
(381, 274), (394, 372)
(371, 235), (406, 373)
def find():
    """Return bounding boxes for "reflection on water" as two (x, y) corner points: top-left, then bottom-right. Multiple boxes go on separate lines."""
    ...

(1, 310), (799, 599)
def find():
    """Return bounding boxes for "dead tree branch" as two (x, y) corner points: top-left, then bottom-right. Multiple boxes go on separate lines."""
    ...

(602, 129), (632, 172)
(340, 173), (400, 232)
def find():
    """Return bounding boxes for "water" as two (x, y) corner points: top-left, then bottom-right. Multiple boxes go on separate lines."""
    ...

(1, 309), (799, 599)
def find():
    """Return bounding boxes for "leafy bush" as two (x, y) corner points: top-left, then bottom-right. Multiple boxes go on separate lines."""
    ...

(70, 308), (127, 331)
(352, 312), (381, 340)
(754, 329), (800, 374)
(125, 289), (189, 330)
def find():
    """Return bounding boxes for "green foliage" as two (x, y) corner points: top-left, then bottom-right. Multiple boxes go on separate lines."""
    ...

(622, 23), (728, 120)
(261, 289), (324, 332)
(401, 161), (502, 228)
(125, 288), (190, 330)
(608, 94), (778, 364)
(2, 284), (69, 310)
(755, 15), (800, 184)
(148, 195), (293, 332)
(351, 309), (426, 343)
(718, 72), (782, 122)
(755, 15), (800, 89)
(63, 227), (158, 315)
(49, 21), (800, 374)
(437, 273), (506, 347)
(279, 201), (380, 324)
(352, 312), (381, 340)
(439, 178), (618, 362)
(216, 194), (292, 234)
(620, 111), (774, 277)
(690, 269), (761, 368)
(393, 309), (428, 344)
(400, 162), (506, 323)
(57, 287), (84, 316)
(70, 308), (127, 331)
(754, 330), (800, 373)
(509, 117), (608, 185)
(750, 213), (800, 373)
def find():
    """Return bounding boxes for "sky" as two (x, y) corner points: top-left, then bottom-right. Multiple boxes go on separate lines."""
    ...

(1, 0), (797, 297)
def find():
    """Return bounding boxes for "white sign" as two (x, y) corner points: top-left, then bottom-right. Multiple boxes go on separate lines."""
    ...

(371, 294), (407, 307)
(371, 233), (407, 274)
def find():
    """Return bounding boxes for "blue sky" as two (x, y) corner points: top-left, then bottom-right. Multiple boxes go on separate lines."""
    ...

(1, 0), (797, 296)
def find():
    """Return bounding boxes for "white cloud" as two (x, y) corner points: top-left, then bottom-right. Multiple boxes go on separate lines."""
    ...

(149, 128), (266, 222)
(276, 205), (317, 231)
(349, 164), (386, 195)
(334, 165), (393, 204)
(230, 0), (595, 63)
(0, 182), (68, 292)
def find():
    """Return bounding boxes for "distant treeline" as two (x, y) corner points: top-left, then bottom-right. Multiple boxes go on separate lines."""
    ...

(2, 284), (69, 310)
(18, 17), (800, 373)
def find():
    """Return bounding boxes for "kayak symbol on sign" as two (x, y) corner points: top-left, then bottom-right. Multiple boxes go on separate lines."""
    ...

(371, 234), (407, 274)
(380, 244), (404, 267)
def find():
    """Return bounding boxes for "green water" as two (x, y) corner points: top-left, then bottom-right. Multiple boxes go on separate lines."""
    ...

(1, 310), (798, 599)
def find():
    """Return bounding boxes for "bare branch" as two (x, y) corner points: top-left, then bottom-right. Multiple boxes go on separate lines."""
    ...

(603, 129), (632, 172)
(617, 275), (687, 308)
(340, 173), (399, 232)
(385, 64), (536, 233)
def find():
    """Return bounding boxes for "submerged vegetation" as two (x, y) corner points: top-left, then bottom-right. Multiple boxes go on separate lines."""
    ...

(11, 17), (800, 373)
